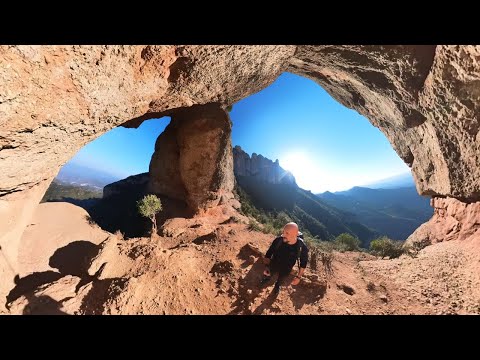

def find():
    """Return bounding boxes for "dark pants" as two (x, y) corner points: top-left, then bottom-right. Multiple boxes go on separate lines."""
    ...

(263, 261), (291, 289)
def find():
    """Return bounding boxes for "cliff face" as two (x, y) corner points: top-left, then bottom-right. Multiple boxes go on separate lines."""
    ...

(407, 197), (480, 247)
(2, 45), (480, 309)
(233, 145), (296, 186)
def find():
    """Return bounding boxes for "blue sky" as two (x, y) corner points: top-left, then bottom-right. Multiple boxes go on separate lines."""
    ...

(67, 72), (410, 192)
(69, 118), (171, 179)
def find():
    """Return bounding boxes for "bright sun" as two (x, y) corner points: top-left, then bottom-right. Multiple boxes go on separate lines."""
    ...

(279, 152), (316, 188)
(280, 151), (372, 193)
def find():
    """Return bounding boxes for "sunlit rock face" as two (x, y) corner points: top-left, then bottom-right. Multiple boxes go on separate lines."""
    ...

(233, 145), (296, 186)
(406, 197), (480, 246)
(149, 103), (234, 211)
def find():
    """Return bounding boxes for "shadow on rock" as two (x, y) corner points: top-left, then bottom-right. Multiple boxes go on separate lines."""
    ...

(79, 278), (128, 315)
(6, 272), (63, 305)
(252, 290), (281, 315)
(49, 240), (99, 277)
(225, 244), (272, 315)
(290, 277), (327, 311)
(21, 293), (69, 315)
(6, 240), (101, 309)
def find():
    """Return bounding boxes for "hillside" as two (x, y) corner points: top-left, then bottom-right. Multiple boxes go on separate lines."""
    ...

(42, 150), (431, 245)
(41, 180), (103, 208)
(55, 162), (121, 189)
(41, 162), (123, 208)
(43, 168), (378, 245)
(317, 186), (433, 240)
(236, 175), (378, 246)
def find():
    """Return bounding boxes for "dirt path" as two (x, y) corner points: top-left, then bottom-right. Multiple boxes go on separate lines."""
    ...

(6, 203), (480, 315)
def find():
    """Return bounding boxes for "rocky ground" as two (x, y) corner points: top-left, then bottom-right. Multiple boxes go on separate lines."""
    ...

(5, 202), (480, 315)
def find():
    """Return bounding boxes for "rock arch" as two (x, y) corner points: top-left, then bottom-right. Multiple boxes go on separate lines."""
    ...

(1, 45), (479, 308)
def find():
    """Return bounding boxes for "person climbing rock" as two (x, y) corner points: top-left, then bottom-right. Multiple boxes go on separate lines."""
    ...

(260, 222), (309, 295)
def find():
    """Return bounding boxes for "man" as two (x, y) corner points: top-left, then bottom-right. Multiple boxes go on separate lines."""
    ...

(261, 222), (309, 295)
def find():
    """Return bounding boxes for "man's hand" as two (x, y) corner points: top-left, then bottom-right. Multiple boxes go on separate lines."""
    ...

(291, 277), (301, 286)
(263, 268), (271, 276)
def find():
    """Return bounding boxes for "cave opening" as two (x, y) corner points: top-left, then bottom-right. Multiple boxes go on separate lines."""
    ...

(40, 116), (189, 238)
(41, 72), (433, 246)
(229, 72), (433, 247)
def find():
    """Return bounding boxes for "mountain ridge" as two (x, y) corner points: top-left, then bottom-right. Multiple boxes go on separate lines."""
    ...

(317, 185), (433, 240)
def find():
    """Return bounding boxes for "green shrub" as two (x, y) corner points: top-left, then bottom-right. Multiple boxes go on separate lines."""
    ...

(370, 236), (404, 258)
(257, 213), (269, 224)
(261, 223), (277, 235)
(334, 233), (361, 251)
(248, 220), (262, 232)
(273, 211), (292, 230)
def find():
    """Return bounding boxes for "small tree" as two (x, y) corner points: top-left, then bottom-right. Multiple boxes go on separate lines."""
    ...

(137, 194), (162, 236)
(370, 236), (404, 259)
(334, 233), (361, 251)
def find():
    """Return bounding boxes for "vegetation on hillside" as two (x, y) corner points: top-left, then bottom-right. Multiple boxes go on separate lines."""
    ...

(368, 236), (405, 259)
(41, 180), (102, 203)
(235, 182), (370, 273)
(318, 186), (433, 240)
(334, 233), (362, 251)
(235, 175), (378, 247)
(234, 176), (434, 265)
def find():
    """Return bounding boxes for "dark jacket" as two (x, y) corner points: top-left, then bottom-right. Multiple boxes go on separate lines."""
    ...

(265, 236), (309, 274)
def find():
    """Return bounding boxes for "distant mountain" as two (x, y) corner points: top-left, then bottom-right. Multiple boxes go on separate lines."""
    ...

(44, 172), (193, 238)
(317, 186), (433, 240)
(232, 147), (380, 245)
(42, 162), (125, 215)
(362, 172), (415, 189)
(55, 162), (122, 190)
(233, 146), (296, 186)
(236, 175), (379, 246)
(42, 173), (154, 237)
(41, 179), (103, 209)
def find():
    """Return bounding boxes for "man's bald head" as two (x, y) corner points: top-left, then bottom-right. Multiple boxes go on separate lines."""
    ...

(284, 222), (298, 231)
(282, 222), (299, 242)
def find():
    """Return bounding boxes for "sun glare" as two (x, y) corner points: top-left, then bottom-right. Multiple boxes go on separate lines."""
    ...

(279, 151), (321, 190)
(279, 151), (356, 193)
(280, 152), (312, 175)
(279, 151), (406, 194)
